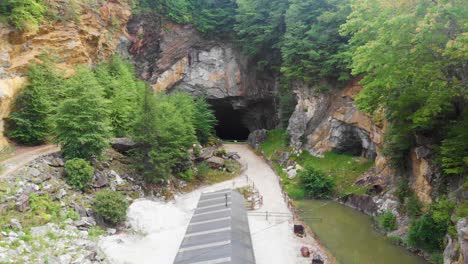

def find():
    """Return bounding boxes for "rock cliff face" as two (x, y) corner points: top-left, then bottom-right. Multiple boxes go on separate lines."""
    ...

(0, 1), (132, 151)
(286, 79), (441, 205)
(287, 79), (381, 162)
(126, 14), (278, 135)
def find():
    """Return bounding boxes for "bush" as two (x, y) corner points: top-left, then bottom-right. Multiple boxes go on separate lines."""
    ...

(195, 162), (210, 181)
(193, 97), (216, 145)
(64, 158), (94, 191)
(92, 190), (128, 226)
(0, 0), (46, 31)
(377, 211), (397, 232)
(299, 165), (335, 199)
(179, 169), (194, 181)
(408, 197), (455, 252)
(29, 194), (61, 223)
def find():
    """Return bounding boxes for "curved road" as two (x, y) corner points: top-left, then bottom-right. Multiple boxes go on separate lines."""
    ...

(0, 144), (60, 178)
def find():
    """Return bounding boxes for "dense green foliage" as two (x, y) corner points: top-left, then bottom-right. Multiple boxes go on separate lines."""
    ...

(408, 198), (455, 252)
(0, 0), (46, 31)
(395, 180), (423, 219)
(299, 165), (335, 199)
(193, 97), (217, 144)
(64, 159), (95, 191)
(281, 0), (351, 83)
(6, 61), (63, 145)
(439, 112), (468, 176)
(377, 211), (397, 232)
(94, 56), (146, 137)
(138, 0), (192, 24)
(191, 0), (237, 36)
(55, 67), (111, 160)
(132, 91), (215, 182)
(341, 0), (468, 171)
(92, 190), (129, 226)
(235, 0), (287, 66)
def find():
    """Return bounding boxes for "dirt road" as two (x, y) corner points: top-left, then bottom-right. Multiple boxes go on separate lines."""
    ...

(0, 144), (60, 178)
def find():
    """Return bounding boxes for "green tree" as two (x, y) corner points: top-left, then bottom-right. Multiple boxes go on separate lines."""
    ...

(235, 0), (288, 67)
(94, 56), (146, 137)
(281, 0), (351, 83)
(193, 97), (216, 144)
(439, 111), (468, 176)
(6, 61), (63, 145)
(341, 0), (467, 168)
(190, 0), (237, 36)
(132, 91), (197, 181)
(138, 0), (192, 24)
(55, 67), (111, 160)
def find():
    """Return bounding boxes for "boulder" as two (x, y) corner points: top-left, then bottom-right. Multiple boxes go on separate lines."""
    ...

(72, 202), (88, 217)
(198, 147), (216, 161)
(73, 217), (96, 229)
(45, 157), (65, 167)
(226, 152), (240, 160)
(56, 189), (67, 200)
(111, 137), (137, 153)
(92, 171), (108, 188)
(247, 129), (268, 149)
(27, 167), (41, 177)
(16, 194), (29, 212)
(342, 194), (378, 216)
(206, 157), (225, 168)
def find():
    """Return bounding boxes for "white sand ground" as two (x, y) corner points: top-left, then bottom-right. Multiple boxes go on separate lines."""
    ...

(99, 144), (327, 264)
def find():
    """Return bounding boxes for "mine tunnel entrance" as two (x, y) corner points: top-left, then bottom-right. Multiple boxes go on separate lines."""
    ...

(209, 100), (250, 141)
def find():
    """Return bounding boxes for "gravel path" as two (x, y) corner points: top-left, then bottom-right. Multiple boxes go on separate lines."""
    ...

(0, 144), (60, 178)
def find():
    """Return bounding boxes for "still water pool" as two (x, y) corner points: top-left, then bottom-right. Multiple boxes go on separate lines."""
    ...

(297, 200), (427, 264)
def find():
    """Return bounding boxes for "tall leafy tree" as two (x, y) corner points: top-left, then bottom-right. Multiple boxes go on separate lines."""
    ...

(341, 0), (468, 168)
(132, 91), (197, 181)
(190, 0), (237, 36)
(138, 0), (192, 24)
(234, 0), (288, 67)
(6, 61), (63, 145)
(281, 0), (351, 84)
(193, 97), (217, 144)
(94, 56), (146, 137)
(55, 67), (111, 160)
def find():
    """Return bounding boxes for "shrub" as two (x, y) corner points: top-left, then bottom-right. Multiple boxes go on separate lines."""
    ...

(0, 0), (46, 31)
(64, 158), (94, 191)
(377, 211), (397, 232)
(179, 169), (194, 181)
(29, 194), (61, 223)
(407, 197), (455, 252)
(406, 195), (423, 219)
(195, 162), (210, 180)
(299, 165), (335, 199)
(92, 190), (128, 226)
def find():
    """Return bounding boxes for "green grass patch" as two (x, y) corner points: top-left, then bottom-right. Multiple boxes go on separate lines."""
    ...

(296, 151), (374, 196)
(259, 129), (291, 159)
(259, 129), (374, 199)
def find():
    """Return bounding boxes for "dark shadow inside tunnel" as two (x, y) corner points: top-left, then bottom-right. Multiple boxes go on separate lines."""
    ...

(209, 100), (250, 141)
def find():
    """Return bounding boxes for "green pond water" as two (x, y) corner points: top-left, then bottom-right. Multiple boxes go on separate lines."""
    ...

(297, 200), (427, 264)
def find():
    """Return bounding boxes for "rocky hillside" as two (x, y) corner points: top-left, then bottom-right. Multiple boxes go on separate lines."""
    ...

(0, 0), (131, 150)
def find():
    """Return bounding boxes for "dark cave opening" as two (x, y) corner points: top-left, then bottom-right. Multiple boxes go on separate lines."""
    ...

(209, 100), (250, 141)
(333, 129), (364, 157)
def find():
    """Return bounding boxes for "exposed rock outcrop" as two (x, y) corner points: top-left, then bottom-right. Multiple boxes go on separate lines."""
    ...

(126, 15), (279, 133)
(287, 80), (380, 162)
(0, 1), (132, 151)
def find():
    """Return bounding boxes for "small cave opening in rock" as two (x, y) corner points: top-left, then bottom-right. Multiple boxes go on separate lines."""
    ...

(209, 100), (251, 141)
(330, 121), (377, 160)
(333, 129), (364, 156)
